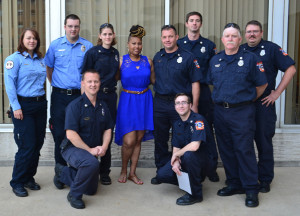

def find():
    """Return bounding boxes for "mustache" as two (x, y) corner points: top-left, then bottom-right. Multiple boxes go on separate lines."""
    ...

(226, 41), (236, 45)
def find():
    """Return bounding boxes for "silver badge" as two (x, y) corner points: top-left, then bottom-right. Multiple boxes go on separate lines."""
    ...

(260, 50), (265, 56)
(201, 47), (206, 53)
(238, 60), (244, 66)
(215, 64), (220, 67)
(81, 45), (86, 52)
(177, 56), (183, 63)
(102, 108), (105, 116)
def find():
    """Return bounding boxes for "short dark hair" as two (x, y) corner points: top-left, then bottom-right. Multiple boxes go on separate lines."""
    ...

(223, 22), (241, 36)
(185, 11), (202, 23)
(18, 28), (42, 58)
(161, 24), (177, 35)
(174, 93), (191, 104)
(64, 14), (81, 25)
(82, 69), (100, 80)
(97, 23), (117, 46)
(245, 20), (263, 32)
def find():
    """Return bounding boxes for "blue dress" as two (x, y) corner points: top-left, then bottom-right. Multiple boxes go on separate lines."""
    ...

(115, 54), (154, 146)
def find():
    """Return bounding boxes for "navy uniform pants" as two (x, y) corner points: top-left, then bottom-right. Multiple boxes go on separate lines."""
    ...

(60, 146), (99, 199)
(97, 91), (117, 176)
(198, 84), (218, 177)
(10, 99), (47, 188)
(156, 149), (207, 199)
(50, 90), (80, 165)
(255, 100), (276, 184)
(153, 96), (179, 170)
(214, 103), (259, 194)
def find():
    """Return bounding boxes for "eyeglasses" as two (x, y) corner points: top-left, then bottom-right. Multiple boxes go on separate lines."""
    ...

(100, 23), (113, 29)
(175, 101), (189, 106)
(245, 30), (261, 35)
(224, 23), (240, 31)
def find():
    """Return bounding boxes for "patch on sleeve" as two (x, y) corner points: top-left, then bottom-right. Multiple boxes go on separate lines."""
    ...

(213, 47), (218, 54)
(256, 61), (265, 72)
(195, 121), (204, 130)
(279, 48), (288, 56)
(193, 60), (200, 68)
(6, 61), (14, 69)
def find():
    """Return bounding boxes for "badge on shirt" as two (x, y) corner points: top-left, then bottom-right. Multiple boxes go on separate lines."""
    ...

(195, 121), (204, 130)
(200, 46), (206, 53)
(193, 60), (200, 68)
(260, 50), (265, 56)
(6, 61), (14, 69)
(238, 60), (244, 67)
(256, 61), (265, 72)
(102, 108), (105, 116)
(177, 56), (183, 63)
(279, 48), (288, 56)
(81, 45), (86, 52)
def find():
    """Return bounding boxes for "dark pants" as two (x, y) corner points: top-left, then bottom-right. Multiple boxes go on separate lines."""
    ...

(214, 103), (258, 194)
(198, 84), (218, 176)
(157, 148), (207, 199)
(10, 99), (47, 188)
(97, 91), (117, 176)
(50, 90), (80, 165)
(60, 146), (99, 199)
(153, 96), (179, 170)
(255, 100), (276, 184)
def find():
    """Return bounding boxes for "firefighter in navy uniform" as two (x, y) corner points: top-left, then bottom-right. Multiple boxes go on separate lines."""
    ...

(177, 11), (219, 182)
(53, 70), (113, 209)
(208, 23), (268, 208)
(241, 20), (296, 193)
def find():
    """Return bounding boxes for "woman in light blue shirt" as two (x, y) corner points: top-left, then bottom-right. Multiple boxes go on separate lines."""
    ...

(4, 28), (47, 197)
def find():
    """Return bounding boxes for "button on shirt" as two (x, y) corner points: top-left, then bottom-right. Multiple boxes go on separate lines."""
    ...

(44, 36), (93, 89)
(65, 93), (114, 148)
(4, 51), (46, 111)
(81, 45), (119, 89)
(178, 35), (217, 84)
(172, 111), (206, 150)
(208, 48), (267, 104)
(241, 39), (295, 96)
(153, 47), (202, 95)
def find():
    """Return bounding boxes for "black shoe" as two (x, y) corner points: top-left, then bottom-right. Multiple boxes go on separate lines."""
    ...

(24, 180), (41, 190)
(176, 193), (203, 206)
(53, 163), (65, 189)
(245, 193), (259, 207)
(12, 186), (28, 197)
(67, 192), (85, 209)
(217, 186), (245, 196)
(208, 171), (220, 182)
(259, 182), (270, 193)
(100, 175), (112, 185)
(151, 176), (161, 185)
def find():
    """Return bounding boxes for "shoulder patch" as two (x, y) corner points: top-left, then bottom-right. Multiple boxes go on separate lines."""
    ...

(213, 47), (218, 54)
(279, 48), (288, 56)
(193, 59), (200, 68)
(195, 121), (204, 130)
(256, 61), (265, 72)
(6, 61), (14, 69)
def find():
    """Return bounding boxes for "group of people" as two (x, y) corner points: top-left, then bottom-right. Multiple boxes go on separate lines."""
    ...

(4, 11), (296, 209)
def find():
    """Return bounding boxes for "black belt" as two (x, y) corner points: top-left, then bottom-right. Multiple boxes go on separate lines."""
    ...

(216, 101), (253, 108)
(18, 95), (46, 102)
(53, 87), (81, 95)
(100, 87), (117, 94)
(155, 93), (177, 101)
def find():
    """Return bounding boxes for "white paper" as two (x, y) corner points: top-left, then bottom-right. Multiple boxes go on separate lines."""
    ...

(177, 171), (192, 195)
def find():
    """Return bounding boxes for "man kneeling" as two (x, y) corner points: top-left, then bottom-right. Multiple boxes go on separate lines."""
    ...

(53, 69), (113, 209)
(156, 93), (208, 205)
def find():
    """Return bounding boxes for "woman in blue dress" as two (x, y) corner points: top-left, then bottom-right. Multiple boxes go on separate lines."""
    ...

(115, 25), (155, 185)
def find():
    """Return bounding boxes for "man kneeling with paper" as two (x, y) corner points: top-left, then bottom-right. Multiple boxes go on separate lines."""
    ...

(155, 93), (209, 205)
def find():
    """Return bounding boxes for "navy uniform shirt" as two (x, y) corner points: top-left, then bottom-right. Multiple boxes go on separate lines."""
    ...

(65, 93), (114, 148)
(4, 51), (46, 111)
(81, 45), (119, 89)
(153, 46), (202, 95)
(241, 39), (295, 96)
(172, 111), (206, 151)
(208, 48), (267, 104)
(44, 35), (93, 89)
(178, 35), (217, 84)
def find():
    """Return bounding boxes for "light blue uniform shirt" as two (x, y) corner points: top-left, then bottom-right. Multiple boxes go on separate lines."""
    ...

(4, 51), (46, 111)
(44, 35), (93, 89)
